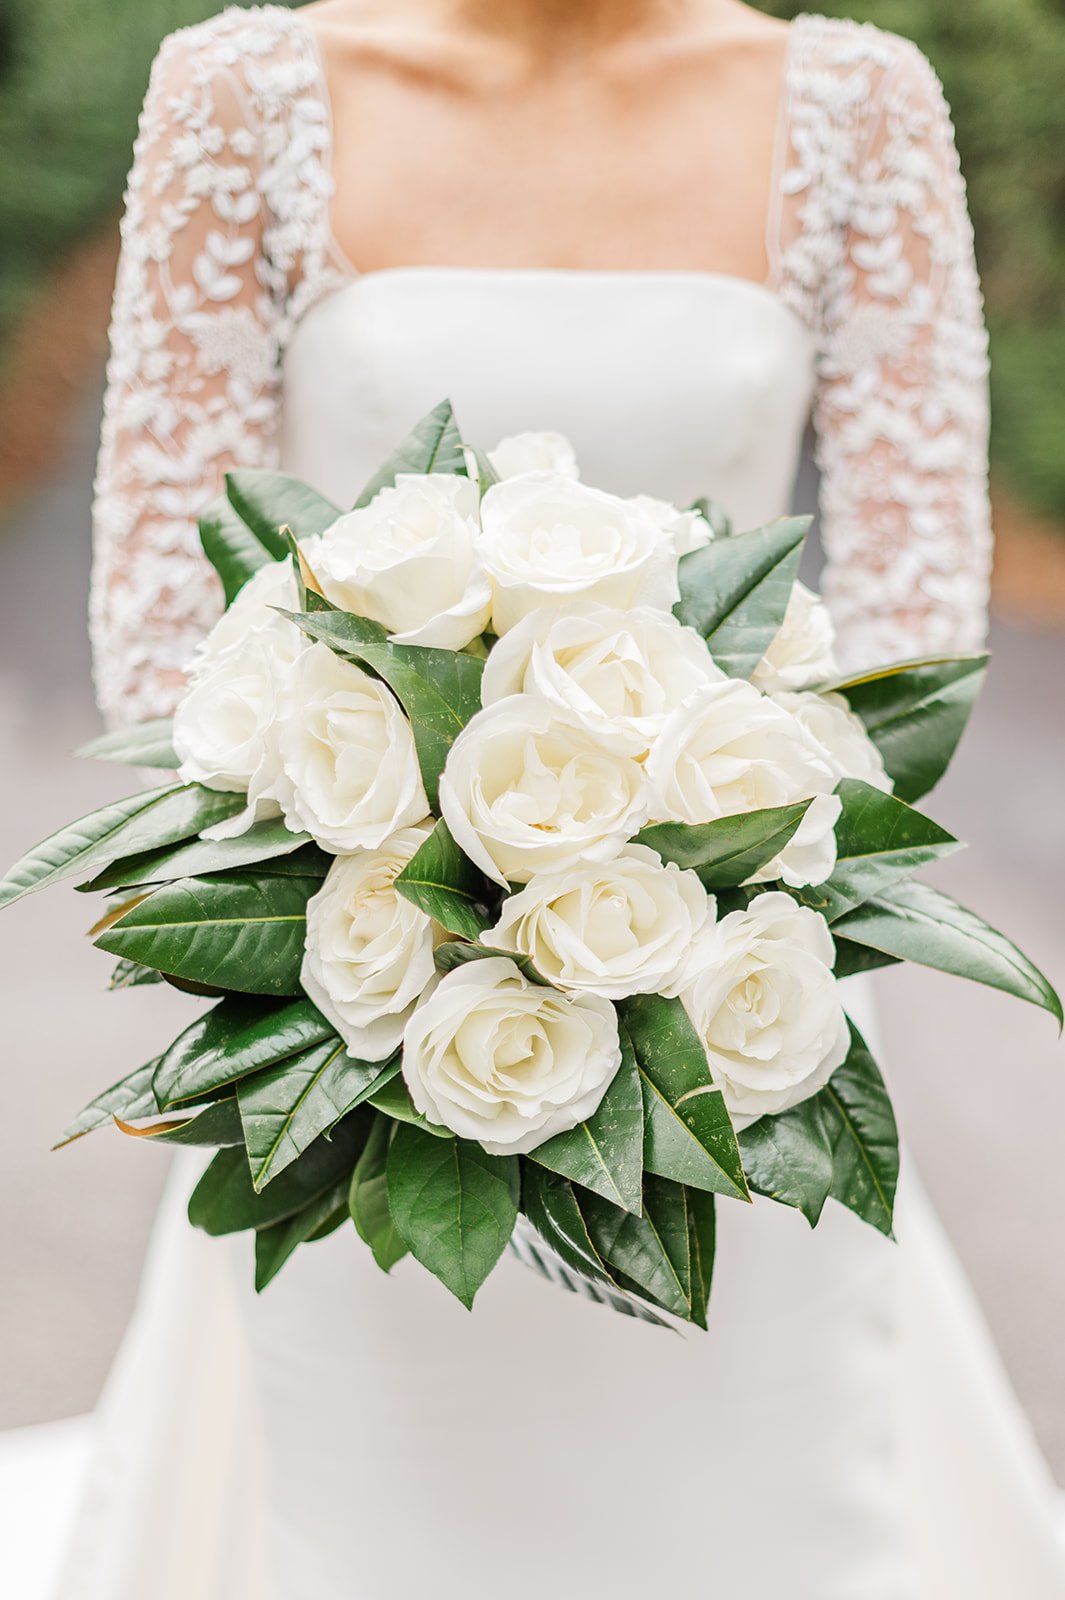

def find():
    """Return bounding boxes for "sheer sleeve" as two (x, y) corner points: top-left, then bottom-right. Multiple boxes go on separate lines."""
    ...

(776, 20), (993, 672)
(88, 6), (342, 725)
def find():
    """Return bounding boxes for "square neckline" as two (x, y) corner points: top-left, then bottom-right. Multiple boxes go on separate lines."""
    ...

(287, 7), (805, 303)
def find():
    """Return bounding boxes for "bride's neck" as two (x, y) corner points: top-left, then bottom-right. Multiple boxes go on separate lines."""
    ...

(441, 0), (717, 52)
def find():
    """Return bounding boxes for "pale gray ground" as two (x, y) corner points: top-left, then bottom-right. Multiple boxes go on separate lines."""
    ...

(0, 387), (1062, 1477)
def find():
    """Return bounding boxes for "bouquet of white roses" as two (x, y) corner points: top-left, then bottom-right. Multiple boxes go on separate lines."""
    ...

(3, 401), (1058, 1326)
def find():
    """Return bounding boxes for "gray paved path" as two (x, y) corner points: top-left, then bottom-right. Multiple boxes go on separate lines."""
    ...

(1, 383), (1062, 1476)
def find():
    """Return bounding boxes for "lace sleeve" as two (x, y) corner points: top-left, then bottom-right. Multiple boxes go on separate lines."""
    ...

(88, 7), (340, 725)
(778, 20), (993, 672)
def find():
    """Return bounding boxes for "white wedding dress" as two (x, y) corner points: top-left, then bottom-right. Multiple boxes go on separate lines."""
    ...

(36, 6), (1064, 1597)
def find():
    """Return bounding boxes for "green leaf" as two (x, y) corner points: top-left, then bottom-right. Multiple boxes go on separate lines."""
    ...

(348, 1115), (408, 1272)
(686, 1187), (716, 1330)
(225, 469), (340, 552)
(619, 993), (749, 1202)
(527, 1030), (644, 1213)
(283, 612), (484, 807)
(674, 516), (810, 677)
(353, 399), (467, 508)
(738, 1097), (834, 1226)
(794, 779), (961, 922)
(0, 782), (245, 911)
(54, 1057), (160, 1148)
(367, 1067), (452, 1136)
(95, 870), (319, 996)
(199, 494), (272, 603)
(580, 1174), (697, 1321)
(829, 655), (989, 803)
(76, 718), (178, 769)
(636, 801), (813, 889)
(108, 957), (164, 990)
(125, 1096), (245, 1148)
(821, 1023), (898, 1237)
(189, 1114), (368, 1236)
(466, 445), (499, 497)
(834, 881), (1062, 1025)
(154, 996), (336, 1110)
(238, 1039), (391, 1190)
(254, 1177), (352, 1291)
(83, 817), (316, 893)
(386, 1124), (519, 1307)
(831, 941), (901, 979)
(394, 819), (495, 941)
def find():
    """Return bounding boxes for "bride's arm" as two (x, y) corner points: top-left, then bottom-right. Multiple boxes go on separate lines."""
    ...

(89, 25), (287, 727)
(810, 38), (993, 673)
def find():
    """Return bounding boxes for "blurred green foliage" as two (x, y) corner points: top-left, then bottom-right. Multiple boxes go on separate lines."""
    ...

(759, 0), (1065, 520)
(1, 0), (1063, 519)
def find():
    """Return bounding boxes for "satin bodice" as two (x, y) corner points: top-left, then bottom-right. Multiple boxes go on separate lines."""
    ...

(280, 268), (816, 521)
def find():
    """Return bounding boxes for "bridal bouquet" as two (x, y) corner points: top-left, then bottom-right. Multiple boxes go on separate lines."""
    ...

(3, 402), (1058, 1326)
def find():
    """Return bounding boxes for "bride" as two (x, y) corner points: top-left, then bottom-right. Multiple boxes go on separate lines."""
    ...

(57, 0), (1063, 1595)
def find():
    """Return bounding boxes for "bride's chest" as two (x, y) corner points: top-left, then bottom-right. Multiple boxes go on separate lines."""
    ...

(278, 270), (817, 532)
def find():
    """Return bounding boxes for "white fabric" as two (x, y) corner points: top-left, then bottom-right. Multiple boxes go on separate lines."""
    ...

(32, 4), (1058, 1595)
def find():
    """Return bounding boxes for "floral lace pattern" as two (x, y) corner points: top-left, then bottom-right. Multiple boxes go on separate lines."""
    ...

(770, 15), (992, 669)
(90, 6), (992, 722)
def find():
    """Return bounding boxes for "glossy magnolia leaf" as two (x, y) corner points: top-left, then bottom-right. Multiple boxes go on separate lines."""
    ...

(821, 1023), (899, 1238)
(466, 444), (499, 497)
(518, 1170), (673, 1327)
(153, 996), (336, 1111)
(395, 819), (495, 941)
(386, 1123), (519, 1308)
(118, 1096), (244, 1148)
(829, 654), (988, 802)
(674, 516), (810, 677)
(834, 881), (1062, 1024)
(199, 493), (272, 603)
(620, 993), (749, 1202)
(108, 957), (164, 990)
(85, 817), (317, 893)
(831, 941), (900, 979)
(795, 779), (960, 923)
(738, 1096), (834, 1226)
(238, 1038), (390, 1190)
(580, 1174), (697, 1322)
(76, 718), (178, 769)
(95, 869), (319, 995)
(54, 1057), (160, 1148)
(254, 1177), (352, 1291)
(0, 782), (243, 911)
(188, 1114), (368, 1236)
(285, 611), (484, 807)
(367, 1065), (452, 1136)
(527, 1030), (644, 1214)
(637, 800), (813, 890)
(686, 1186), (716, 1330)
(226, 469), (340, 552)
(348, 1115), (408, 1273)
(353, 399), (467, 508)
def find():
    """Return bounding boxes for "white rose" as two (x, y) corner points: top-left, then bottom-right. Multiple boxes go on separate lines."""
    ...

(480, 475), (678, 634)
(751, 580), (839, 693)
(277, 642), (429, 852)
(174, 558), (304, 832)
(299, 474), (491, 651)
(484, 843), (716, 1000)
(401, 957), (621, 1154)
(487, 430), (580, 481)
(682, 892), (849, 1127)
(439, 694), (648, 886)
(480, 603), (723, 758)
(629, 493), (713, 556)
(644, 678), (841, 888)
(773, 690), (893, 792)
(301, 824), (439, 1062)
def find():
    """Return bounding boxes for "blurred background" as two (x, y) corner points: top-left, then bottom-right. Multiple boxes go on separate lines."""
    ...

(0, 0), (1063, 1483)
